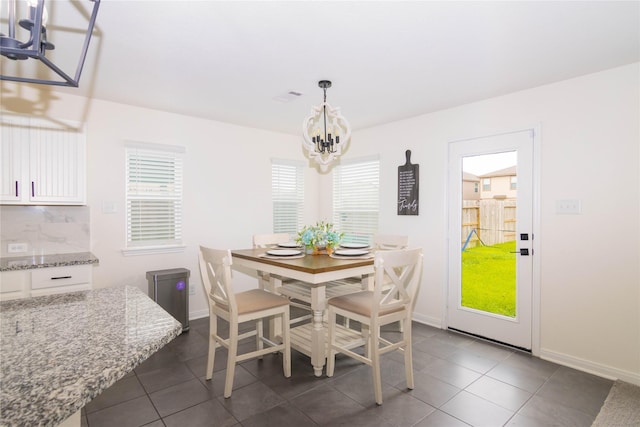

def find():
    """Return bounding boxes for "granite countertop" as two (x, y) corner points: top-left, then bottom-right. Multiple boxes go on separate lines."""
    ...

(0, 286), (182, 426)
(0, 252), (99, 272)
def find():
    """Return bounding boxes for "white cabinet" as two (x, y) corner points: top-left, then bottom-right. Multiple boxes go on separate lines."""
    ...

(0, 270), (29, 301)
(30, 265), (92, 297)
(0, 265), (92, 300)
(0, 115), (86, 205)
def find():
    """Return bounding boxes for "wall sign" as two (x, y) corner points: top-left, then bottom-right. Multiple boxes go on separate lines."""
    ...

(397, 150), (419, 215)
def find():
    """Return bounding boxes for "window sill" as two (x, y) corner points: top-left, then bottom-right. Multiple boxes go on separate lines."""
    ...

(122, 245), (186, 256)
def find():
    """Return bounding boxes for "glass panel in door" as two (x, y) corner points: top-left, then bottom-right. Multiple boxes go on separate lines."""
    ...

(461, 152), (517, 318)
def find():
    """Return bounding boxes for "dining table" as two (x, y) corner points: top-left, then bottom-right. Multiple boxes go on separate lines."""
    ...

(231, 247), (375, 376)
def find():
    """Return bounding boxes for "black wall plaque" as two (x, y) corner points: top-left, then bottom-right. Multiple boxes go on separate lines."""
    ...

(397, 150), (419, 215)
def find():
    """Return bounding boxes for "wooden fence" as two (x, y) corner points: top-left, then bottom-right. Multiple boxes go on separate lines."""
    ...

(462, 199), (516, 248)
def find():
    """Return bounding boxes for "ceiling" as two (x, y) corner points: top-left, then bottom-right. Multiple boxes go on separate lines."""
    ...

(2, 1), (639, 135)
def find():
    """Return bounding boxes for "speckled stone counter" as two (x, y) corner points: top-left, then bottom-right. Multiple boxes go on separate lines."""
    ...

(0, 286), (182, 426)
(0, 252), (99, 272)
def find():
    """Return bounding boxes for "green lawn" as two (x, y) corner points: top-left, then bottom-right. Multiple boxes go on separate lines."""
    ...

(461, 241), (516, 317)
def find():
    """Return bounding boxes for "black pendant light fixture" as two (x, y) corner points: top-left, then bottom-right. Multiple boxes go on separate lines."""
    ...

(0, 0), (101, 87)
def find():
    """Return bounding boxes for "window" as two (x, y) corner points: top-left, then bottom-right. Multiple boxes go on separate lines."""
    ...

(271, 159), (304, 236)
(125, 142), (184, 254)
(474, 182), (479, 193)
(510, 176), (517, 190)
(482, 178), (491, 191)
(333, 156), (380, 245)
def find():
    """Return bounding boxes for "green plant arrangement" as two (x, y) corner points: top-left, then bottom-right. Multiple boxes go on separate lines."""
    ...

(296, 221), (343, 254)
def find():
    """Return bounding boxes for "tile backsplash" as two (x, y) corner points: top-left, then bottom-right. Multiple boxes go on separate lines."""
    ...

(0, 206), (90, 257)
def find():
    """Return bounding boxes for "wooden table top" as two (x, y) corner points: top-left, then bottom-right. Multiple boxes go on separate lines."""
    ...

(231, 248), (374, 274)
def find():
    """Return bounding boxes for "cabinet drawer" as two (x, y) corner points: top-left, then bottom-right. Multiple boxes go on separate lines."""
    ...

(31, 265), (91, 290)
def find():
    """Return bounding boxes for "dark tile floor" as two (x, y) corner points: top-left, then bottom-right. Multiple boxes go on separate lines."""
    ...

(82, 316), (613, 427)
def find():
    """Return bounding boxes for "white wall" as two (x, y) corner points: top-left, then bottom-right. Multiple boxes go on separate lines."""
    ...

(87, 101), (325, 317)
(0, 93), (321, 318)
(2, 62), (637, 384)
(346, 63), (639, 384)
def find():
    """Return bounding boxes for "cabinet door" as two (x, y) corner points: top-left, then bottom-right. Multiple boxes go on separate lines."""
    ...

(0, 270), (30, 301)
(0, 117), (29, 203)
(0, 116), (86, 205)
(29, 124), (86, 204)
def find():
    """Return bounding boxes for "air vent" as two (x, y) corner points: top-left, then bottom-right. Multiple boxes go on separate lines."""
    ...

(273, 91), (303, 103)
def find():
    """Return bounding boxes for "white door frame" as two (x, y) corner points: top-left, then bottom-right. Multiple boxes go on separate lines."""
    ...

(445, 126), (541, 356)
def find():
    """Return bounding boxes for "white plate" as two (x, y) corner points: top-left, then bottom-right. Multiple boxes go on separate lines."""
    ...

(277, 242), (301, 248)
(340, 243), (369, 249)
(266, 249), (302, 256)
(334, 249), (369, 256)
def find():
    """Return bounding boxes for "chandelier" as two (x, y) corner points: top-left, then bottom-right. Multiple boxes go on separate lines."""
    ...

(302, 80), (351, 169)
(0, 0), (101, 87)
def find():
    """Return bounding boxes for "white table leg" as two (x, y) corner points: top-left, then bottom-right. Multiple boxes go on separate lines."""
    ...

(268, 277), (283, 341)
(310, 285), (326, 377)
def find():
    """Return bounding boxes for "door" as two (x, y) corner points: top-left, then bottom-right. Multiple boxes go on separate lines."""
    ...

(448, 129), (535, 350)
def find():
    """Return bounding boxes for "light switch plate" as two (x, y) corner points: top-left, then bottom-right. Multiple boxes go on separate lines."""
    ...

(102, 201), (117, 214)
(8, 243), (28, 253)
(556, 199), (581, 214)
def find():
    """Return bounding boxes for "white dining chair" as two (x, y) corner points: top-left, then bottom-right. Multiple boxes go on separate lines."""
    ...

(372, 234), (410, 331)
(373, 234), (409, 250)
(335, 234), (409, 286)
(326, 247), (423, 405)
(252, 233), (292, 290)
(252, 233), (314, 325)
(331, 234), (409, 330)
(198, 246), (291, 398)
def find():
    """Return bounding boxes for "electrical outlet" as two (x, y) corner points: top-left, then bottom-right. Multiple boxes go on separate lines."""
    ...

(556, 199), (582, 214)
(7, 243), (28, 253)
(189, 284), (196, 295)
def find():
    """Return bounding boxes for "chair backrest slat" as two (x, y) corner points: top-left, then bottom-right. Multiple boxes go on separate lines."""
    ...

(372, 248), (423, 317)
(253, 233), (291, 248)
(199, 246), (236, 314)
(373, 234), (409, 250)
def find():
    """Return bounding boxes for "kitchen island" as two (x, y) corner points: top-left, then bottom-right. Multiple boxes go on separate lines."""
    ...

(0, 286), (182, 426)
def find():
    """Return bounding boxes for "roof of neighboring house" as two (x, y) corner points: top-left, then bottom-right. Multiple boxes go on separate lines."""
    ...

(480, 166), (517, 178)
(463, 172), (480, 181)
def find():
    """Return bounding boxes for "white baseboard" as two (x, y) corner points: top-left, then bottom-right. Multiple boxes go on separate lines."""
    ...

(188, 309), (209, 321)
(412, 313), (443, 329)
(540, 348), (640, 386)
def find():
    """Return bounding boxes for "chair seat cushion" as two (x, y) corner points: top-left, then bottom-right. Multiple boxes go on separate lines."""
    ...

(328, 291), (403, 317)
(236, 289), (289, 314)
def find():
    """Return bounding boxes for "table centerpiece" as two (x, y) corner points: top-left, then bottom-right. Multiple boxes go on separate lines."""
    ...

(296, 221), (343, 254)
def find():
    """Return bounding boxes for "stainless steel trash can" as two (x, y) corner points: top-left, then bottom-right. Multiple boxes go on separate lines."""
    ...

(147, 268), (190, 332)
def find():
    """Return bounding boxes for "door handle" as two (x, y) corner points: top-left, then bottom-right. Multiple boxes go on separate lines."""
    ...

(511, 248), (530, 256)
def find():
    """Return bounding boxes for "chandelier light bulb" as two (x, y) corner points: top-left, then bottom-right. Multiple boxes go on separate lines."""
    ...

(26, 0), (48, 26)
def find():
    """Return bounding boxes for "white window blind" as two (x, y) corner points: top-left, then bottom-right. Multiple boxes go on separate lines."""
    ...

(333, 156), (380, 245)
(126, 144), (184, 249)
(271, 159), (304, 236)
